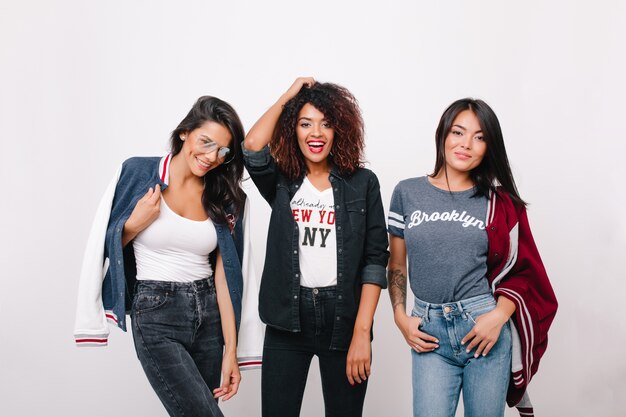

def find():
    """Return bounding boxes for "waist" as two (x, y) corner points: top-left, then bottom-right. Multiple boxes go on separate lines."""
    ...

(413, 292), (494, 318)
(135, 277), (215, 293)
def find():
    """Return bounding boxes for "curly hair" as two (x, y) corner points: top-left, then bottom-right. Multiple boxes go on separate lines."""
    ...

(271, 82), (365, 179)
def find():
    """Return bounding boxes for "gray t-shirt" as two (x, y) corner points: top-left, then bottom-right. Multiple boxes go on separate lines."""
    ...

(388, 176), (490, 303)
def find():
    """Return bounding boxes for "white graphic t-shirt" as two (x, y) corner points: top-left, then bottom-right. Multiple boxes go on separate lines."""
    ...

(290, 177), (337, 288)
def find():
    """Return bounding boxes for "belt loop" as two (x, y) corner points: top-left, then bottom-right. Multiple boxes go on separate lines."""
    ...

(424, 303), (430, 323)
(456, 300), (464, 314)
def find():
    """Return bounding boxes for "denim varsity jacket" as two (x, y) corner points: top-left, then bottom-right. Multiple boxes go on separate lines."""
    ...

(74, 155), (264, 369)
(243, 145), (389, 351)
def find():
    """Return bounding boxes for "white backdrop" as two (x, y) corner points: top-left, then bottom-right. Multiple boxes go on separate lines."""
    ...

(1, 1), (625, 416)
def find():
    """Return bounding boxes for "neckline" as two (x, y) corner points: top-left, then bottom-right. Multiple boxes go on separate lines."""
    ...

(423, 176), (477, 195)
(303, 176), (333, 195)
(160, 196), (210, 223)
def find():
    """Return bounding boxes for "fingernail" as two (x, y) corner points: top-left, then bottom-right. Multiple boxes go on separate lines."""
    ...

(435, 339), (440, 343)
(482, 353), (487, 357)
(466, 349), (470, 353)
(474, 353), (479, 358)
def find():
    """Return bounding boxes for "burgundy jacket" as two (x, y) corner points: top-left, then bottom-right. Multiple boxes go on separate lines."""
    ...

(486, 188), (558, 415)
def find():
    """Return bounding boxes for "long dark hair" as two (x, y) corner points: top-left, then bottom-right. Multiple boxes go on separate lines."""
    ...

(432, 98), (527, 206)
(272, 82), (365, 180)
(170, 96), (245, 223)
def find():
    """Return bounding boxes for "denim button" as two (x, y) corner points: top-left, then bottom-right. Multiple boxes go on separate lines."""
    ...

(117, 260), (121, 265)
(294, 250), (298, 254)
(338, 273), (342, 277)
(337, 295), (342, 300)
(294, 295), (298, 299)
(313, 289), (319, 295)
(336, 316), (340, 320)
(444, 306), (451, 313)
(295, 273), (299, 277)
(338, 248), (342, 254)
(337, 226), (342, 231)
(336, 205), (340, 209)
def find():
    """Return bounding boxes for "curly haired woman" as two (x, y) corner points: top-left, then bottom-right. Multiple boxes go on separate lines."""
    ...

(243, 78), (389, 417)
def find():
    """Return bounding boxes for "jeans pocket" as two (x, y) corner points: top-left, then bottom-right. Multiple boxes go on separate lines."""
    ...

(411, 308), (427, 328)
(133, 290), (169, 314)
(465, 301), (496, 324)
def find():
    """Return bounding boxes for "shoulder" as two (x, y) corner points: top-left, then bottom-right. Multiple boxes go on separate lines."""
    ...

(494, 186), (525, 216)
(393, 176), (424, 193)
(122, 156), (160, 171)
(116, 156), (161, 189)
(119, 156), (161, 179)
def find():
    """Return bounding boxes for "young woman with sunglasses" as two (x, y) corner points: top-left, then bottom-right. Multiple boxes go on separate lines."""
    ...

(243, 78), (389, 417)
(75, 96), (262, 417)
(387, 99), (557, 417)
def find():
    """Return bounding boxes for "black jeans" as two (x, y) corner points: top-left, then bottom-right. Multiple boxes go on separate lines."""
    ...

(262, 286), (368, 417)
(131, 279), (224, 417)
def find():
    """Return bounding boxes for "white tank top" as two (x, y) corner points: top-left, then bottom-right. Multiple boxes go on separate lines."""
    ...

(133, 196), (218, 282)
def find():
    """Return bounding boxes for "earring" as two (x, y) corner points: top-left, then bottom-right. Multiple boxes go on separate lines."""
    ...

(180, 135), (186, 141)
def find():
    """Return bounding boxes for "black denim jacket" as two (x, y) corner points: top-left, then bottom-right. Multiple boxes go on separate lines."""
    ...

(243, 145), (389, 350)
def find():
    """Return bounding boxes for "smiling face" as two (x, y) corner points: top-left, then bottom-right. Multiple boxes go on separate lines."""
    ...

(296, 103), (335, 169)
(444, 109), (487, 178)
(180, 120), (232, 177)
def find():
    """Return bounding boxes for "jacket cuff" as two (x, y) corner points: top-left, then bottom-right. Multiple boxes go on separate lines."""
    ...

(241, 143), (271, 168)
(361, 264), (388, 289)
(74, 333), (109, 347)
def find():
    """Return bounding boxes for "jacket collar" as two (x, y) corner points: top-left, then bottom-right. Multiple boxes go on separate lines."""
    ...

(157, 154), (172, 188)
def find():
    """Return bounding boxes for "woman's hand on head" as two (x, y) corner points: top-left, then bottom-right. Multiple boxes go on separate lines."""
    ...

(213, 350), (241, 401)
(396, 314), (439, 353)
(282, 77), (315, 102)
(122, 185), (161, 246)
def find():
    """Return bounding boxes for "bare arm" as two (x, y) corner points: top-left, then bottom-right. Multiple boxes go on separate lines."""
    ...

(212, 250), (241, 401)
(243, 77), (315, 152)
(346, 283), (381, 385)
(388, 235), (439, 352)
(388, 235), (408, 316)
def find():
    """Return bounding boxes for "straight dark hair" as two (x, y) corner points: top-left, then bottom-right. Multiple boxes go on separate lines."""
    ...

(170, 96), (246, 223)
(432, 98), (527, 206)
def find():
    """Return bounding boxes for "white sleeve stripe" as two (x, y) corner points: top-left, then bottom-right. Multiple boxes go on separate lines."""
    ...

(496, 287), (535, 372)
(491, 222), (519, 289)
(388, 211), (403, 221)
(388, 219), (405, 229)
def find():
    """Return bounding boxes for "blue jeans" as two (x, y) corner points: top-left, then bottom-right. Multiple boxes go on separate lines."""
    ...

(411, 293), (512, 417)
(262, 286), (368, 417)
(131, 279), (224, 417)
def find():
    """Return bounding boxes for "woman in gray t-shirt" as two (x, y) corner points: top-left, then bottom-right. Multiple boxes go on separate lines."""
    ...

(387, 99), (527, 417)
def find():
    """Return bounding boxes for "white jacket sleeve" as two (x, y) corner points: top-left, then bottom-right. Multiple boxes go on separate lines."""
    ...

(73, 165), (122, 346)
(236, 196), (265, 369)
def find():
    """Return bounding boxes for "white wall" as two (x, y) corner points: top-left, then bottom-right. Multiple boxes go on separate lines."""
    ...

(1, 1), (625, 416)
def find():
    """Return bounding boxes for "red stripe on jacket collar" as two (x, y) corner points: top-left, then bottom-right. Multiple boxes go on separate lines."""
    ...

(159, 154), (172, 184)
